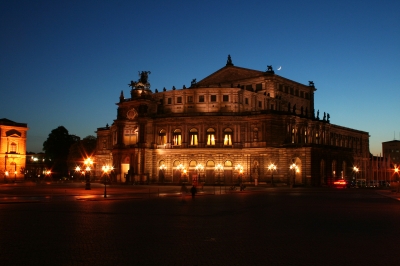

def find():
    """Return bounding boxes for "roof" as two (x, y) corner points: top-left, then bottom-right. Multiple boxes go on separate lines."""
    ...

(195, 65), (266, 87)
(0, 118), (28, 127)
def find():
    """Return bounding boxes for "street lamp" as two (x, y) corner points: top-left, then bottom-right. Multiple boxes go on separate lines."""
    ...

(176, 164), (187, 183)
(159, 164), (167, 183)
(45, 170), (51, 181)
(195, 163), (204, 184)
(84, 157), (93, 190)
(102, 165), (113, 198)
(235, 163), (243, 183)
(215, 163), (224, 185)
(268, 163), (277, 186)
(353, 166), (359, 187)
(75, 166), (84, 182)
(394, 165), (399, 193)
(289, 163), (299, 188)
(5, 171), (8, 182)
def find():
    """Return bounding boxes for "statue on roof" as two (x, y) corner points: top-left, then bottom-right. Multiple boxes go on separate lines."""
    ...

(191, 79), (197, 87)
(266, 65), (275, 74)
(309, 81), (315, 87)
(226, 54), (234, 66)
(128, 71), (152, 92)
(119, 90), (124, 103)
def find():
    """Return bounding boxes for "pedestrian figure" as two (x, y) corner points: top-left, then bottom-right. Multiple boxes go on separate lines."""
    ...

(190, 185), (197, 199)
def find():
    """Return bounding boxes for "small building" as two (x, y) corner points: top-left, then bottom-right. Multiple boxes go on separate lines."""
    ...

(382, 140), (400, 165)
(95, 56), (370, 186)
(0, 118), (28, 181)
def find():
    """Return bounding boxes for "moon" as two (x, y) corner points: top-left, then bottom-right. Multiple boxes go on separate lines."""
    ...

(277, 66), (282, 70)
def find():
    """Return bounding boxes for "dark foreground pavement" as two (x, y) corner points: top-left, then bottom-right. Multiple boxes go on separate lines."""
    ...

(1, 182), (400, 265)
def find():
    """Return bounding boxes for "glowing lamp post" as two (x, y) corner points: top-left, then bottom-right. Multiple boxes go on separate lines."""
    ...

(102, 165), (113, 198)
(84, 157), (93, 190)
(394, 165), (399, 193)
(5, 171), (9, 182)
(177, 164), (187, 183)
(75, 166), (85, 182)
(159, 164), (167, 183)
(195, 163), (204, 185)
(289, 163), (299, 188)
(353, 166), (359, 187)
(235, 164), (244, 184)
(45, 170), (51, 181)
(215, 163), (224, 185)
(268, 163), (277, 186)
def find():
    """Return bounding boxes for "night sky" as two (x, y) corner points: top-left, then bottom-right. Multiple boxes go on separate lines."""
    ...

(1, 0), (399, 155)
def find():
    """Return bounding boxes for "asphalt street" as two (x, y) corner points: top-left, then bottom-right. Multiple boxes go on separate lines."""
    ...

(1, 182), (400, 265)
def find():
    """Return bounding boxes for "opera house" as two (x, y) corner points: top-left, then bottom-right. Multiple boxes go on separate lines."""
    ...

(95, 56), (370, 186)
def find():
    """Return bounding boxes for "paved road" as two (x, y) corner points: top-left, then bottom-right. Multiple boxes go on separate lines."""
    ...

(1, 183), (400, 265)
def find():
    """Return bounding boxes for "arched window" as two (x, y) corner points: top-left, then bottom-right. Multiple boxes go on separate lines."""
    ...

(224, 160), (232, 167)
(224, 128), (233, 145)
(189, 128), (198, 146)
(206, 128), (215, 146)
(159, 129), (167, 145)
(206, 160), (215, 167)
(173, 129), (182, 145)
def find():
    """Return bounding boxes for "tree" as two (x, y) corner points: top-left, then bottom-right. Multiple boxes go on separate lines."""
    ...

(67, 135), (97, 169)
(43, 126), (79, 179)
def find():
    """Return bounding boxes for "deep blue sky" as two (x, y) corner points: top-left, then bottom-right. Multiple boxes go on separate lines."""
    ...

(1, 0), (399, 155)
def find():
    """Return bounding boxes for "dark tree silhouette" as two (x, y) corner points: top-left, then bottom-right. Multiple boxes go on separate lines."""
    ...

(67, 135), (97, 169)
(43, 126), (79, 179)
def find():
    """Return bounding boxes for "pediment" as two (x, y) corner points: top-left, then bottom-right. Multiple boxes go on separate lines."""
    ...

(196, 65), (265, 87)
(6, 129), (21, 137)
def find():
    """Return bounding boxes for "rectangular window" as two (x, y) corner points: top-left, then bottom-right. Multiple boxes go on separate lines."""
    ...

(199, 95), (205, 102)
(207, 134), (215, 145)
(223, 95), (229, 102)
(10, 143), (17, 153)
(190, 134), (198, 145)
(284, 86), (289, 93)
(210, 95), (217, 102)
(300, 91), (304, 98)
(187, 96), (193, 103)
(256, 83), (262, 91)
(246, 85), (253, 91)
(295, 89), (299, 96)
(224, 134), (232, 145)
(167, 98), (172, 104)
(290, 87), (294, 95)
(245, 98), (249, 105)
(177, 97), (182, 103)
(279, 84), (283, 91)
(258, 101), (262, 108)
(305, 93), (309, 99)
(124, 129), (137, 145)
(159, 135), (166, 145)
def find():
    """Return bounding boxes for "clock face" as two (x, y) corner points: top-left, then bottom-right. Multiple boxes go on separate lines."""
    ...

(126, 108), (138, 120)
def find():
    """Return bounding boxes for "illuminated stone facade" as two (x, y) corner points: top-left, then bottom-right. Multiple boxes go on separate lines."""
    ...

(0, 118), (28, 181)
(95, 57), (370, 186)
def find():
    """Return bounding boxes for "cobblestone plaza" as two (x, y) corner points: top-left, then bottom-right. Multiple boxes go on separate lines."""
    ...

(1, 183), (400, 265)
